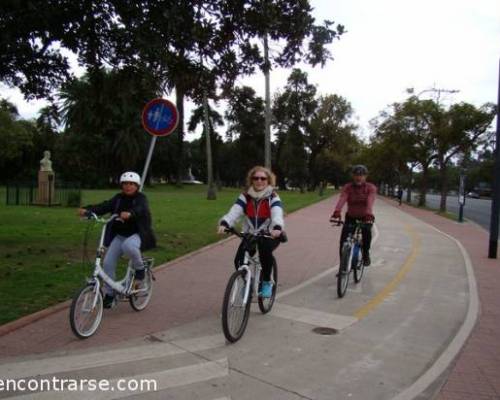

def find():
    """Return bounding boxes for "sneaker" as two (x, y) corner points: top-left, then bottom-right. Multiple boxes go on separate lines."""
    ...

(134, 269), (145, 280)
(259, 281), (273, 298)
(103, 294), (115, 309)
(363, 253), (371, 266)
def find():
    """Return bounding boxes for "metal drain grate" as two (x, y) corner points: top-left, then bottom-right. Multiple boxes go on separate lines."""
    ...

(312, 327), (338, 335)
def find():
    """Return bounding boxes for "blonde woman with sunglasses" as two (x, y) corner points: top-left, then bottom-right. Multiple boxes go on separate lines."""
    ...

(218, 166), (285, 298)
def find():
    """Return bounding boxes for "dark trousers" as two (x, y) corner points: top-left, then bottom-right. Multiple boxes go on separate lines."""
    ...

(339, 215), (372, 258)
(234, 237), (280, 281)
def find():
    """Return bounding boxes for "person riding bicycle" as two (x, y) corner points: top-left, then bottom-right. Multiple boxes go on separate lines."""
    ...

(217, 166), (285, 298)
(78, 171), (156, 308)
(331, 165), (376, 266)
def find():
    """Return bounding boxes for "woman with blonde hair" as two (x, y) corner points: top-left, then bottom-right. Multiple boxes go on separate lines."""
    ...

(218, 166), (285, 298)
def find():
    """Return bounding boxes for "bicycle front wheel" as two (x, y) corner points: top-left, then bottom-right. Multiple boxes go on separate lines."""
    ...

(222, 270), (251, 343)
(258, 258), (278, 314)
(70, 284), (103, 339)
(337, 244), (351, 298)
(129, 269), (154, 311)
(353, 247), (365, 283)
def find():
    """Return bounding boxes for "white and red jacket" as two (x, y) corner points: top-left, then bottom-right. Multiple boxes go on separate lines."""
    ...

(220, 189), (284, 234)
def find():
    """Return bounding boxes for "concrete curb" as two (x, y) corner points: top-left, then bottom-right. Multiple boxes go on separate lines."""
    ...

(0, 194), (336, 338)
(387, 202), (480, 400)
(0, 300), (72, 338)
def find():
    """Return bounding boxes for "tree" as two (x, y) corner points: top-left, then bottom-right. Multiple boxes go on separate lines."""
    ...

(58, 68), (158, 185)
(0, 99), (34, 181)
(273, 69), (317, 191)
(225, 86), (266, 185)
(433, 102), (495, 211)
(0, 1), (118, 99)
(307, 94), (358, 189)
(236, 0), (345, 167)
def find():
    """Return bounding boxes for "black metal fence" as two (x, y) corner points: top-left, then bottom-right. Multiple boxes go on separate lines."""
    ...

(5, 181), (82, 207)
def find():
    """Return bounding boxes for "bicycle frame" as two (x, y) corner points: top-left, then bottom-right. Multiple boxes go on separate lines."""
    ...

(237, 250), (262, 306)
(345, 224), (363, 274)
(85, 213), (148, 303)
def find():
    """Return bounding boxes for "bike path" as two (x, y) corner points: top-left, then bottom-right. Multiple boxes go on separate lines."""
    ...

(0, 199), (474, 400)
(0, 196), (341, 357)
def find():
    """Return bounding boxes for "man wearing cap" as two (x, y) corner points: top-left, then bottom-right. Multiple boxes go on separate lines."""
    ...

(330, 165), (377, 266)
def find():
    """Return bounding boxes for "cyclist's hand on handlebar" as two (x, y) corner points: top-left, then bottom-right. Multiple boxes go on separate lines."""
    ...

(217, 225), (228, 235)
(330, 210), (341, 223)
(120, 211), (131, 221)
(270, 229), (282, 239)
(78, 208), (88, 217)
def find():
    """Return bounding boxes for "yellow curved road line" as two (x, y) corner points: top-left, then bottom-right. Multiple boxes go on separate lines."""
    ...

(353, 224), (421, 320)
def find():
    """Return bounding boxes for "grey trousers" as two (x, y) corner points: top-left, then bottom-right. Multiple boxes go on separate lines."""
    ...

(103, 234), (143, 295)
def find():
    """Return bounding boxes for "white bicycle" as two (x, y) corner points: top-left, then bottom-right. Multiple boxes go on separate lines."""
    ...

(221, 228), (286, 343)
(69, 213), (155, 339)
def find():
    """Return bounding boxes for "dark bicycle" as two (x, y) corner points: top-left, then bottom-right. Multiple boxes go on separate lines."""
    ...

(332, 218), (371, 298)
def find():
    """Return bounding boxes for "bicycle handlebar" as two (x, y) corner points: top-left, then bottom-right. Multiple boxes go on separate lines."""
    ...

(83, 212), (121, 224)
(224, 227), (287, 242)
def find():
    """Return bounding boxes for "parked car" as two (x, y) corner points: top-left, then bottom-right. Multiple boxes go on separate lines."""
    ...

(467, 191), (480, 199)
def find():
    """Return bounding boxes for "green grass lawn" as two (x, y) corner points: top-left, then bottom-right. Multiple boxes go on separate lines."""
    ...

(0, 185), (334, 325)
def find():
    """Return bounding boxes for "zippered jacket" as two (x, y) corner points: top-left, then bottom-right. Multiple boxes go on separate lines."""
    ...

(220, 191), (284, 233)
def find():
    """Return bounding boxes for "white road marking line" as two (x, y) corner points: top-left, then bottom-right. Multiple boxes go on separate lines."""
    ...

(271, 303), (357, 330)
(12, 358), (229, 400)
(0, 342), (185, 380)
(172, 334), (226, 353)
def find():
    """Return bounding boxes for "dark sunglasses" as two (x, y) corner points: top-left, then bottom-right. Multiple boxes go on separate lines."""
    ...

(252, 176), (268, 181)
(122, 182), (137, 186)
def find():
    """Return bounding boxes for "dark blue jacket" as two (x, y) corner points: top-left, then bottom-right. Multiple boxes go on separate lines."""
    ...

(85, 192), (156, 251)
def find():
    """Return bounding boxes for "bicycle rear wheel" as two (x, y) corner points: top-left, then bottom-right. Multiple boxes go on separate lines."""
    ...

(258, 258), (278, 314)
(129, 268), (154, 311)
(337, 244), (351, 298)
(70, 284), (103, 339)
(222, 270), (251, 343)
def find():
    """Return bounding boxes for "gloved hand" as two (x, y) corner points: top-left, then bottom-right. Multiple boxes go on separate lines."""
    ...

(363, 214), (375, 224)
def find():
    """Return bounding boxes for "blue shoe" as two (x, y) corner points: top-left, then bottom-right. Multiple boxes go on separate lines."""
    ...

(260, 281), (273, 298)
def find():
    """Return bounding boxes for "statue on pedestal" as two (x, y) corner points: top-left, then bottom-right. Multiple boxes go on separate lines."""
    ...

(35, 150), (57, 205)
(40, 150), (53, 172)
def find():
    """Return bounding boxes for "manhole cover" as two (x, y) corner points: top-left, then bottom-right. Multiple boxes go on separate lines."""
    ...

(312, 327), (338, 335)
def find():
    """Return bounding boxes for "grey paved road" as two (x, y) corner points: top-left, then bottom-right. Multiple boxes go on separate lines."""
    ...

(406, 192), (494, 230)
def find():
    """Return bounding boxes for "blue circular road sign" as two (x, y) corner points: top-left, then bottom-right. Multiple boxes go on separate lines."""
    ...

(141, 98), (179, 137)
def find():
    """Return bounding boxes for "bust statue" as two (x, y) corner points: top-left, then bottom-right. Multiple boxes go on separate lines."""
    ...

(40, 150), (53, 172)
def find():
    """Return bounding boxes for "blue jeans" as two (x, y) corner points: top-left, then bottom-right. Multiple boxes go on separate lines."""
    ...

(103, 234), (143, 295)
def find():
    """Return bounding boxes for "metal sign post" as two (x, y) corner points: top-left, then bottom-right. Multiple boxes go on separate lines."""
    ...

(458, 173), (466, 223)
(140, 98), (179, 191)
(488, 58), (500, 259)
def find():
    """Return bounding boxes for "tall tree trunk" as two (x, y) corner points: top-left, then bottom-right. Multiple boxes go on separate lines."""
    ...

(203, 90), (216, 200)
(263, 32), (272, 169)
(175, 85), (185, 187)
(439, 158), (448, 212)
(406, 168), (413, 203)
(418, 165), (429, 207)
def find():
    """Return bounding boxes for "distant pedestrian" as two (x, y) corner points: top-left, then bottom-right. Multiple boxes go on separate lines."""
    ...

(397, 188), (403, 206)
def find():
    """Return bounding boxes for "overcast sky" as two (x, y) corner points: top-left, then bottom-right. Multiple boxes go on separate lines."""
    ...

(2, 0), (499, 138)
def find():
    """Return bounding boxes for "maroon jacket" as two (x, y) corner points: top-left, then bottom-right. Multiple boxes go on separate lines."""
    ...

(334, 182), (377, 218)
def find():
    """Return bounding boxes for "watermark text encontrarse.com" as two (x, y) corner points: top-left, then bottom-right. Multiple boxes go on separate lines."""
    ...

(0, 377), (158, 393)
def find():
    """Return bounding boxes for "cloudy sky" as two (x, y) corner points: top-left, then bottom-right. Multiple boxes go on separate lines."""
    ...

(2, 0), (499, 137)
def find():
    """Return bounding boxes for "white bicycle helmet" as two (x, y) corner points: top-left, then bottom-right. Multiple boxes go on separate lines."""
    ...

(120, 171), (141, 185)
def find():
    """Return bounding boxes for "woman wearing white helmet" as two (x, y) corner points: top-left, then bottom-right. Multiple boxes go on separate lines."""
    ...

(78, 171), (156, 308)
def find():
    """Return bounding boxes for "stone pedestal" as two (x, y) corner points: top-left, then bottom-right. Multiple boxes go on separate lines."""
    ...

(35, 171), (57, 205)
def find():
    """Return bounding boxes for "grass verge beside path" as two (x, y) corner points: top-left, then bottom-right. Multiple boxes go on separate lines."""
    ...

(0, 185), (334, 326)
